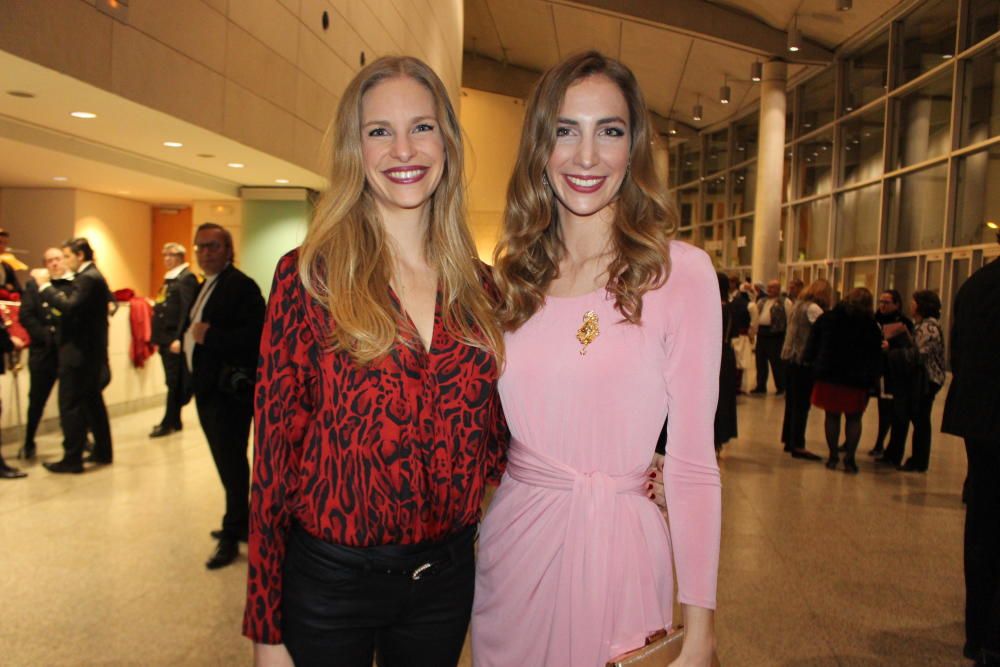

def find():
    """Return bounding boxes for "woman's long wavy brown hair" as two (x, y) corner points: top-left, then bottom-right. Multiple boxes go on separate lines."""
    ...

(298, 56), (503, 365)
(493, 50), (677, 331)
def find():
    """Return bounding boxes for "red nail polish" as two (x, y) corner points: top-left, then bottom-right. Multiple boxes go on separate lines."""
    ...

(649, 471), (656, 479)
(646, 483), (653, 490)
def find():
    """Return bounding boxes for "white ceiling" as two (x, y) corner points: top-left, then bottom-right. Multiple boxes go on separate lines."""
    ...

(463, 0), (910, 130)
(0, 50), (326, 206)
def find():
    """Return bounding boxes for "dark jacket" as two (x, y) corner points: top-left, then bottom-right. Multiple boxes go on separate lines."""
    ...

(152, 266), (199, 347)
(804, 304), (882, 390)
(0, 260), (22, 295)
(39, 263), (112, 371)
(942, 258), (1000, 440)
(19, 277), (72, 370)
(0, 319), (13, 373)
(187, 264), (265, 398)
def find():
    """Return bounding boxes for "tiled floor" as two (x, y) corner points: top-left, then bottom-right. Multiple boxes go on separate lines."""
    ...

(1, 388), (968, 666)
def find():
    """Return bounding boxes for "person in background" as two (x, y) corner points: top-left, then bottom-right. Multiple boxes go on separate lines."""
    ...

(0, 228), (23, 295)
(870, 289), (914, 460)
(787, 278), (804, 302)
(780, 279), (833, 462)
(150, 242), (199, 438)
(715, 272), (738, 453)
(750, 279), (792, 395)
(942, 238), (1000, 666)
(804, 287), (882, 474)
(895, 290), (945, 473)
(30, 238), (114, 474)
(185, 223), (264, 571)
(0, 318), (27, 478)
(18, 248), (71, 460)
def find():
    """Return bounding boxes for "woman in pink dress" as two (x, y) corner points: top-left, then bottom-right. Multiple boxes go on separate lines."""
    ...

(472, 51), (721, 667)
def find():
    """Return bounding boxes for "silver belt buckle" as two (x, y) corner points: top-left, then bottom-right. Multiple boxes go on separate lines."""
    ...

(411, 562), (434, 580)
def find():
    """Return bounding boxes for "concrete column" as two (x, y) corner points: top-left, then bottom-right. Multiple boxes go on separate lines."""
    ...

(751, 60), (787, 283)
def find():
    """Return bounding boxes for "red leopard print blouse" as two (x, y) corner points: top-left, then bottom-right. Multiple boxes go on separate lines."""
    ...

(243, 250), (507, 643)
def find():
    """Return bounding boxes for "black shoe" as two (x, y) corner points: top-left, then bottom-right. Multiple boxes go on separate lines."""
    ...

(843, 459), (859, 474)
(17, 443), (36, 460)
(775, 389), (785, 396)
(83, 453), (112, 465)
(868, 445), (884, 457)
(0, 464), (27, 479)
(874, 455), (898, 466)
(790, 448), (822, 461)
(149, 424), (177, 438)
(210, 530), (248, 543)
(205, 538), (239, 570)
(43, 459), (84, 474)
(750, 388), (766, 395)
(897, 460), (927, 473)
(825, 457), (839, 470)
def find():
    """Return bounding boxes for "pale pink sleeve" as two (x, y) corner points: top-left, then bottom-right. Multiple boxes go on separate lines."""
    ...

(661, 244), (722, 610)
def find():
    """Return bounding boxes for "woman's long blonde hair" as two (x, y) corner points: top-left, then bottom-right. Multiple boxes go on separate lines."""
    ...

(298, 56), (503, 365)
(493, 51), (677, 331)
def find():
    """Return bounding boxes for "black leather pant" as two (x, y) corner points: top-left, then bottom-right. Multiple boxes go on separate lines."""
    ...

(965, 437), (1000, 662)
(25, 351), (58, 446)
(195, 389), (252, 540)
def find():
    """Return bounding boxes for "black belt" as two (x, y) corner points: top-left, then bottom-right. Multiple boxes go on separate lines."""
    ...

(289, 522), (476, 581)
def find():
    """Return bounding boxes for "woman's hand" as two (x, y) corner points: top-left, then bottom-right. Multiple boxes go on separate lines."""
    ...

(646, 453), (667, 521)
(254, 642), (294, 667)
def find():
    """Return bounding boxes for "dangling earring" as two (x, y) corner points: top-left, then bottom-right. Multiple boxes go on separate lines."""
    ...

(542, 173), (550, 188)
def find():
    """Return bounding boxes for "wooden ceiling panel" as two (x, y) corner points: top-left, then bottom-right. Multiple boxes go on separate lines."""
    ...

(551, 3), (622, 61)
(488, 0), (560, 70)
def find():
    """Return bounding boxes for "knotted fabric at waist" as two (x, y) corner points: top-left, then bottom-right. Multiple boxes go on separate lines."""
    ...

(506, 437), (649, 496)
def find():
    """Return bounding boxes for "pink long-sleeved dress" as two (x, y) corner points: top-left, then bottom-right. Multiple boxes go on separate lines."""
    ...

(472, 241), (722, 667)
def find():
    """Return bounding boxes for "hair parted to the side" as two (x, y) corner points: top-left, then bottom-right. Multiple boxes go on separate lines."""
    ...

(492, 50), (677, 331)
(802, 279), (833, 310)
(297, 55), (503, 366)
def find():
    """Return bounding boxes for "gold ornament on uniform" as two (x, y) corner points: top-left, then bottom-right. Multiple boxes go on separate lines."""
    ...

(576, 310), (600, 355)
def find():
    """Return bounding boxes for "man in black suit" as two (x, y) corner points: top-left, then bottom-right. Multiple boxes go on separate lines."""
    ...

(18, 248), (72, 460)
(30, 238), (114, 474)
(150, 242), (199, 438)
(185, 223), (264, 569)
(942, 235), (1000, 666)
(0, 228), (23, 296)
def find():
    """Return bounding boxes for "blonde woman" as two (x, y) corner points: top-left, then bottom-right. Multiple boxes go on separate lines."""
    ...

(243, 56), (506, 667)
(473, 51), (721, 667)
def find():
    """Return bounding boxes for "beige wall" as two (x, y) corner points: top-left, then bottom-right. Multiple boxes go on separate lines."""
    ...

(0, 0), (464, 175)
(192, 200), (245, 271)
(74, 190), (152, 293)
(460, 88), (526, 263)
(0, 188), (76, 271)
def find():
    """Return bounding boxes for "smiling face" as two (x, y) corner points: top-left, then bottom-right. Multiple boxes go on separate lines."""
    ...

(360, 76), (445, 222)
(545, 75), (631, 224)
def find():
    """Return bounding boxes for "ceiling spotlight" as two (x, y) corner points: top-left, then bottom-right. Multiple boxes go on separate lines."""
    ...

(693, 95), (703, 121)
(52, 176), (68, 181)
(788, 16), (801, 52)
(275, 179), (290, 184)
(227, 162), (245, 168)
(720, 83), (731, 105)
(163, 141), (183, 148)
(751, 61), (762, 82)
(987, 221), (999, 230)
(837, 0), (852, 10)
(70, 111), (97, 119)
(6, 90), (35, 98)
(667, 120), (678, 135)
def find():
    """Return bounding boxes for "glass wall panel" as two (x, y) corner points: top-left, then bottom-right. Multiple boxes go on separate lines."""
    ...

(893, 70), (953, 169)
(679, 141), (701, 184)
(882, 257), (919, 307)
(728, 218), (753, 266)
(705, 129), (728, 174)
(703, 174), (726, 222)
(733, 112), (759, 162)
(668, 145), (680, 187)
(797, 68), (836, 136)
(676, 186), (698, 228)
(844, 30), (889, 112)
(837, 183), (882, 257)
(885, 162), (948, 252)
(898, 0), (959, 85)
(797, 131), (834, 197)
(954, 144), (1000, 246)
(966, 0), (1000, 48)
(696, 222), (726, 268)
(793, 198), (831, 261)
(731, 166), (756, 216)
(844, 259), (878, 292)
(841, 104), (885, 185)
(961, 42), (1000, 146)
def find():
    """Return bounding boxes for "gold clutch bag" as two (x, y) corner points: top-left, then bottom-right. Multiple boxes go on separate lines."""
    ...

(607, 627), (721, 667)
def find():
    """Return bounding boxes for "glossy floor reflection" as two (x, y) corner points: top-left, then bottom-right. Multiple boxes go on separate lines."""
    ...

(1, 388), (967, 666)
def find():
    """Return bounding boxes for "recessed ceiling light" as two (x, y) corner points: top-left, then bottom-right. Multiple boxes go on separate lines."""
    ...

(6, 90), (35, 98)
(70, 111), (97, 119)
(275, 179), (290, 184)
(942, 54), (953, 59)
(118, 190), (131, 195)
(227, 162), (245, 168)
(52, 176), (68, 181)
(196, 153), (215, 158)
(163, 141), (183, 148)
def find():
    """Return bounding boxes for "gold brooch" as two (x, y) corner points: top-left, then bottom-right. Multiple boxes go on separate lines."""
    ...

(576, 310), (600, 355)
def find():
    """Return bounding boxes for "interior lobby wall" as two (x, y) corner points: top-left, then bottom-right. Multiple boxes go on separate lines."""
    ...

(0, 0), (464, 175)
(459, 88), (526, 263)
(0, 187), (76, 271)
(73, 190), (152, 295)
(242, 199), (311, 298)
(192, 199), (245, 273)
(149, 207), (194, 296)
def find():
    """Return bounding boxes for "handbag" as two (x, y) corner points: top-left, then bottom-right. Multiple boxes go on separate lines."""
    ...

(607, 626), (721, 667)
